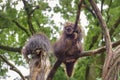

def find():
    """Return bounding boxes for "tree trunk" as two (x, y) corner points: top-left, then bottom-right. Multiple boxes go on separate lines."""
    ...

(103, 45), (120, 80)
(29, 53), (50, 80)
(85, 64), (97, 80)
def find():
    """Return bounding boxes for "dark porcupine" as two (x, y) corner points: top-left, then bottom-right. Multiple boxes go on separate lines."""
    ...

(54, 22), (83, 77)
(22, 33), (51, 80)
(22, 33), (51, 62)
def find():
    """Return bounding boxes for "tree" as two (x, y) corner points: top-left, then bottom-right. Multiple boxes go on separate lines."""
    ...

(0, 0), (120, 80)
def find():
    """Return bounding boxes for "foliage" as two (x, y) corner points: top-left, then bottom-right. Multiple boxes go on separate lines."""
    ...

(0, 0), (120, 80)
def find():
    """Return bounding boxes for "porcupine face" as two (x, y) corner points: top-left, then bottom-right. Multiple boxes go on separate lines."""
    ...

(22, 33), (51, 58)
(64, 22), (74, 35)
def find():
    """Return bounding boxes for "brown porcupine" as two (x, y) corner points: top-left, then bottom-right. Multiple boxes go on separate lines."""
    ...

(54, 22), (83, 77)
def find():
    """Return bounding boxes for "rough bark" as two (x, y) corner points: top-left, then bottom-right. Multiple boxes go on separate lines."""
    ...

(29, 52), (50, 80)
(104, 45), (120, 80)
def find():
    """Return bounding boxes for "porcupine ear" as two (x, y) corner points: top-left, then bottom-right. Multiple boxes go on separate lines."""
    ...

(65, 62), (75, 77)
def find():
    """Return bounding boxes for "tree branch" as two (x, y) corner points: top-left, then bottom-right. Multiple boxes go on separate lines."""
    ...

(74, 0), (84, 31)
(27, 16), (35, 35)
(0, 55), (25, 80)
(22, 0), (36, 35)
(12, 20), (30, 36)
(79, 39), (120, 57)
(106, 0), (112, 23)
(0, 45), (21, 53)
(101, 0), (105, 13)
(83, 0), (99, 50)
(33, 15), (41, 28)
(46, 59), (62, 80)
(89, 0), (113, 79)
(110, 16), (120, 36)
(29, 5), (40, 15)
(83, 1), (96, 18)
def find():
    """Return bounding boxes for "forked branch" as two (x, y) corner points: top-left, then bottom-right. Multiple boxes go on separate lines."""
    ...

(22, 0), (36, 35)
(89, 0), (113, 80)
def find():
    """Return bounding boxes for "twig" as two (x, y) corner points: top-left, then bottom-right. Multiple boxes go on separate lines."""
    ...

(106, 0), (112, 23)
(0, 55), (25, 80)
(101, 0), (105, 13)
(83, 1), (96, 18)
(89, 0), (113, 80)
(110, 16), (120, 36)
(29, 5), (40, 15)
(74, 0), (84, 31)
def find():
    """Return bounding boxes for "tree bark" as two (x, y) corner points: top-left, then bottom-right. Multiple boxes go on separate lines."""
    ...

(88, 0), (120, 79)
